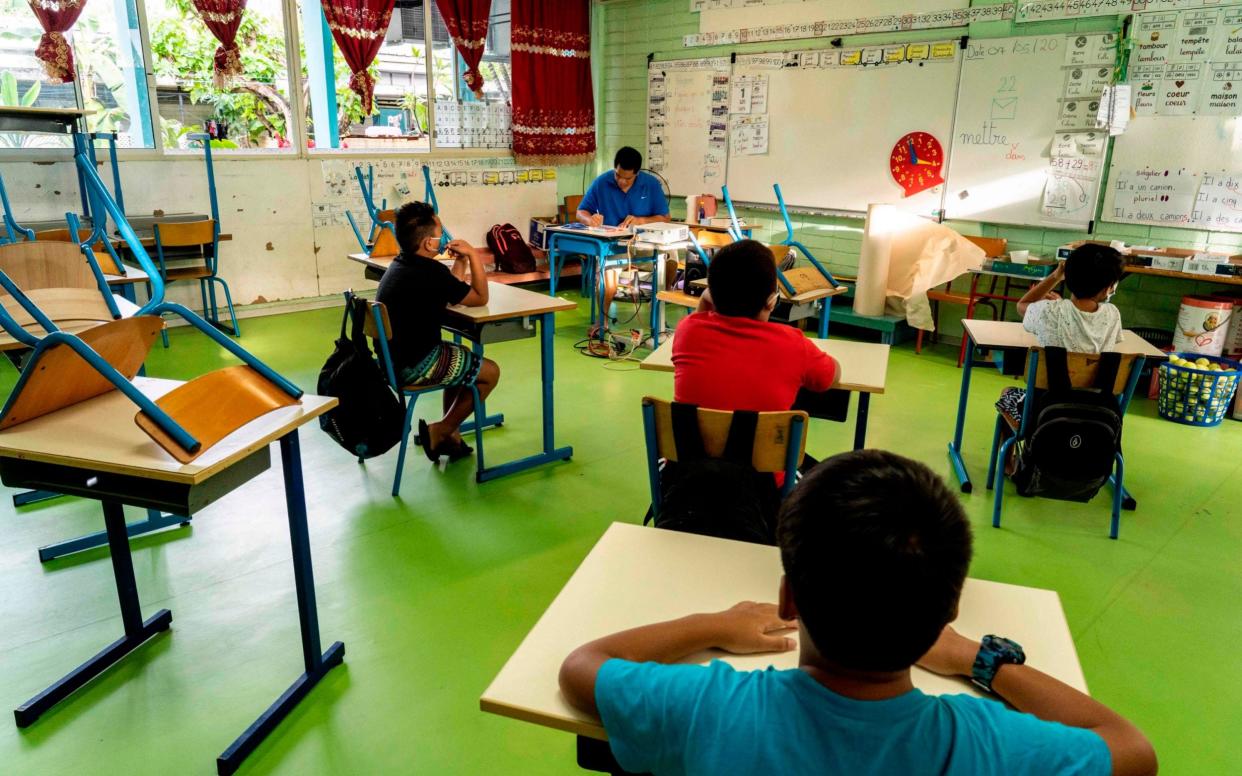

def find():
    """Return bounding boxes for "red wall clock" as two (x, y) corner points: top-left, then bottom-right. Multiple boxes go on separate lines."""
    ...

(889, 131), (945, 197)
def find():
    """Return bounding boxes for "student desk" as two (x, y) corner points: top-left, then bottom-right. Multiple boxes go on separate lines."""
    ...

(0, 295), (141, 351)
(0, 377), (343, 776)
(947, 319), (1166, 495)
(481, 522), (1089, 742)
(444, 284), (577, 481)
(640, 335), (889, 450)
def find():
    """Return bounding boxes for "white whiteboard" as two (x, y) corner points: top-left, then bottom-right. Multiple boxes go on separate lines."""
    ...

(725, 46), (961, 216)
(647, 58), (731, 197)
(945, 33), (1116, 228)
(1101, 6), (1242, 232)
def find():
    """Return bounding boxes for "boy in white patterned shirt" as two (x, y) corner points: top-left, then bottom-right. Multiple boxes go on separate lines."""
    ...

(995, 243), (1126, 435)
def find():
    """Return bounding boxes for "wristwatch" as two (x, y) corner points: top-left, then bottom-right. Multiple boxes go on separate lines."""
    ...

(971, 635), (1026, 693)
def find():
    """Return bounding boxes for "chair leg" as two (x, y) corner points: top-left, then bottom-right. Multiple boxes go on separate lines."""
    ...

(915, 328), (924, 355)
(469, 384), (486, 480)
(1110, 453), (1124, 540)
(199, 279), (210, 323)
(392, 396), (420, 497)
(992, 437), (1015, 528)
(215, 277), (241, 337)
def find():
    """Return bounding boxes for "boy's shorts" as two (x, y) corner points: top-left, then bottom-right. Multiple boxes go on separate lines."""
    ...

(399, 341), (481, 389)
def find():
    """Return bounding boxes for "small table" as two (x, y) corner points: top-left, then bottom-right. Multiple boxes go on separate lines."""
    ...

(481, 522), (1089, 742)
(444, 283), (577, 481)
(640, 335), (889, 450)
(0, 378), (343, 776)
(946, 319), (1166, 495)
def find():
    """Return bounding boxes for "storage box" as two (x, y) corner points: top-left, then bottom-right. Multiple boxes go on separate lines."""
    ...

(528, 217), (558, 251)
(634, 222), (690, 245)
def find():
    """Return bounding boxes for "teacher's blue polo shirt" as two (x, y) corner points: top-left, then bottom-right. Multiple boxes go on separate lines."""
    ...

(578, 170), (669, 227)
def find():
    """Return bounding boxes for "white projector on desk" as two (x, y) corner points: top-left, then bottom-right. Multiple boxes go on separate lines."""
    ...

(634, 222), (690, 245)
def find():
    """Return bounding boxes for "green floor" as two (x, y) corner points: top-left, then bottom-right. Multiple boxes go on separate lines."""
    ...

(1, 297), (1239, 775)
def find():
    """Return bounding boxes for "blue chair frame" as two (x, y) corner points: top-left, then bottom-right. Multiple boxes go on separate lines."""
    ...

(721, 185), (842, 339)
(347, 164), (451, 256)
(358, 293), (488, 494)
(987, 349), (1147, 540)
(641, 397), (806, 525)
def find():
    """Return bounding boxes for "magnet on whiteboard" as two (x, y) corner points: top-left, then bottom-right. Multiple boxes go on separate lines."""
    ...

(958, 190), (970, 199)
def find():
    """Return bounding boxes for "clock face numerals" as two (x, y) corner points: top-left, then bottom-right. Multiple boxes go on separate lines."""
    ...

(889, 131), (945, 197)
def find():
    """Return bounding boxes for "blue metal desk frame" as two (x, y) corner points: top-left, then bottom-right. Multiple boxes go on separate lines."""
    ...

(547, 229), (633, 338)
(4, 430), (343, 776)
(445, 305), (573, 482)
(947, 330), (1141, 513)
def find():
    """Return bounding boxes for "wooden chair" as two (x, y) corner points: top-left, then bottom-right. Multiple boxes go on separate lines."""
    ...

(916, 235), (1008, 366)
(0, 241), (135, 351)
(34, 226), (125, 276)
(641, 396), (808, 528)
(360, 294), (486, 495)
(152, 218), (239, 347)
(0, 314), (300, 464)
(368, 208), (400, 257)
(988, 348), (1144, 539)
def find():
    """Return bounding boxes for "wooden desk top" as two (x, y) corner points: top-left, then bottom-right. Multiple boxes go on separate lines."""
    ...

(105, 266), (150, 286)
(961, 319), (1167, 358)
(1125, 264), (1242, 287)
(346, 252), (395, 272)
(480, 523), (1088, 740)
(0, 377), (335, 484)
(446, 282), (576, 323)
(640, 334), (890, 395)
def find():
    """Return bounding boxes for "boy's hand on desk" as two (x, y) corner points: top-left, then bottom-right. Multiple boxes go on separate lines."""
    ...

(916, 625), (978, 677)
(707, 602), (798, 654)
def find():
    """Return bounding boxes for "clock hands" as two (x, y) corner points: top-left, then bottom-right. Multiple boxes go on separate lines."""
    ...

(907, 138), (918, 164)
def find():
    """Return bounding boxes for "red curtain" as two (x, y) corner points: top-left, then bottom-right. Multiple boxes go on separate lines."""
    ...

(510, 0), (595, 165)
(434, 0), (491, 100)
(190, 0), (247, 88)
(27, 0), (88, 83)
(321, 0), (395, 114)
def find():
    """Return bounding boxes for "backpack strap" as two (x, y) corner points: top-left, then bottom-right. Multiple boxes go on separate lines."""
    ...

(1094, 351), (1122, 393)
(670, 402), (706, 462)
(722, 410), (760, 466)
(1043, 347), (1072, 392)
(349, 296), (370, 350)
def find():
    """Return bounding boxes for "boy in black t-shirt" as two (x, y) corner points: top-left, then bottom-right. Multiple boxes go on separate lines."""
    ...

(375, 201), (500, 462)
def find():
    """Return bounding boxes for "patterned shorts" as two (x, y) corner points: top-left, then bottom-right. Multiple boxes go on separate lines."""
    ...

(398, 341), (481, 389)
(996, 387), (1027, 425)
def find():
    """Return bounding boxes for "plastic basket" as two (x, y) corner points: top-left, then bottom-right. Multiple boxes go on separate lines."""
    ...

(1156, 353), (1242, 427)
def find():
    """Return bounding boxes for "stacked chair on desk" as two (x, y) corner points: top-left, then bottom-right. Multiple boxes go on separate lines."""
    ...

(0, 147), (305, 559)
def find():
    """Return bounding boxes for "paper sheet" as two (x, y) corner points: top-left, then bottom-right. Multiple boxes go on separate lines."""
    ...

(731, 114), (769, 155)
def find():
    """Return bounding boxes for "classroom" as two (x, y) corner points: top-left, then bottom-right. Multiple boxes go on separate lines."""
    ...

(1, 0), (1240, 773)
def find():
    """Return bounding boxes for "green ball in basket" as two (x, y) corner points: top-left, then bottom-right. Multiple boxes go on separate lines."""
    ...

(1157, 353), (1242, 427)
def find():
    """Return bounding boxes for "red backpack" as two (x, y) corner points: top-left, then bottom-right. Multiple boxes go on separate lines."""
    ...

(486, 223), (537, 274)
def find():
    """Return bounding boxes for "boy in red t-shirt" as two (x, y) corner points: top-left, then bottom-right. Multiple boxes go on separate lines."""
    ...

(673, 239), (839, 411)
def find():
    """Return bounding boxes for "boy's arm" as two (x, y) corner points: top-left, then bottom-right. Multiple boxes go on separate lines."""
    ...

(1017, 264), (1064, 316)
(448, 239), (489, 306)
(919, 627), (1157, 776)
(559, 602), (795, 717)
(802, 338), (840, 391)
(696, 289), (715, 314)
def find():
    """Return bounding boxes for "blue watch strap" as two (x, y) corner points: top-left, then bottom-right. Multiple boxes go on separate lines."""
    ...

(971, 635), (1026, 693)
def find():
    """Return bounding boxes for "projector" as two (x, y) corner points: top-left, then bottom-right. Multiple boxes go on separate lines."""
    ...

(634, 222), (690, 244)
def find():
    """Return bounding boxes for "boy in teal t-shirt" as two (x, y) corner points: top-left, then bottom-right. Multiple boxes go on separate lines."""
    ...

(559, 450), (1157, 776)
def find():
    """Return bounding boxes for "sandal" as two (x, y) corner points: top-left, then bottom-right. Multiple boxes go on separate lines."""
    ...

(445, 439), (474, 462)
(418, 419), (439, 463)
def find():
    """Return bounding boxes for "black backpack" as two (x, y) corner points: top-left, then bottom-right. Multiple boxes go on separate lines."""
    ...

(317, 294), (405, 459)
(487, 223), (537, 274)
(645, 403), (781, 545)
(1013, 348), (1124, 502)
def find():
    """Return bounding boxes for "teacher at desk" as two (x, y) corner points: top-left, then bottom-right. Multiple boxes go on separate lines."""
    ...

(576, 146), (674, 321)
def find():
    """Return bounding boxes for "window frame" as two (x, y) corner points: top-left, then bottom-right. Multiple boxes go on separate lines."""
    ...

(0, 0), (517, 162)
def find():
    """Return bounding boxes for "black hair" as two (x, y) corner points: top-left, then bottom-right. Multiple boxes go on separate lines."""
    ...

(777, 450), (973, 672)
(706, 239), (778, 318)
(614, 146), (643, 172)
(1064, 243), (1124, 300)
(395, 201), (439, 256)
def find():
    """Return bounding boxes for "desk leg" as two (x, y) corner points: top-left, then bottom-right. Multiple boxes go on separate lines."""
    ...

(549, 240), (561, 296)
(14, 501), (172, 728)
(475, 312), (573, 482)
(217, 431), (344, 776)
(13, 489), (63, 507)
(947, 333), (976, 493)
(458, 339), (504, 433)
(853, 393), (870, 450)
(38, 508), (192, 563)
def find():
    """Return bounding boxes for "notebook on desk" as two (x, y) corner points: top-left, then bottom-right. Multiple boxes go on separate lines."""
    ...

(554, 223), (633, 239)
